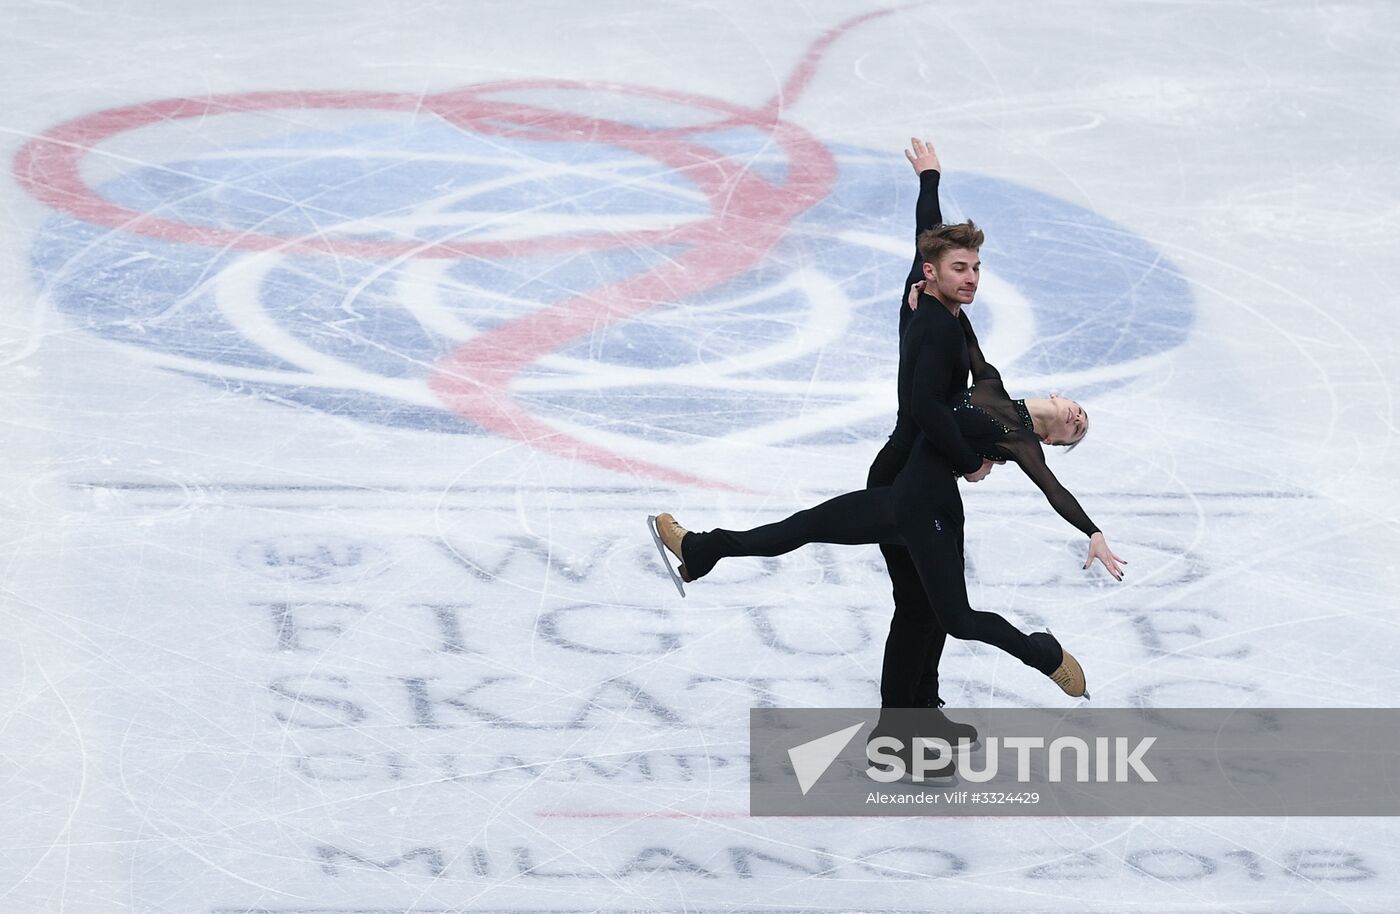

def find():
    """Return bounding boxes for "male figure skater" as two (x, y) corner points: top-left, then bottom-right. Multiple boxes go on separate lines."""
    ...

(648, 140), (1092, 771)
(870, 138), (987, 737)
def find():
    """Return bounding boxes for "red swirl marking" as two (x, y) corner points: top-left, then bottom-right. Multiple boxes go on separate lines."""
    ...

(428, 81), (837, 490)
(13, 9), (901, 490)
(11, 90), (704, 261)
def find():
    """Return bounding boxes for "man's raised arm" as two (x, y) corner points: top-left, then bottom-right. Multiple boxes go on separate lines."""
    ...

(902, 137), (943, 308)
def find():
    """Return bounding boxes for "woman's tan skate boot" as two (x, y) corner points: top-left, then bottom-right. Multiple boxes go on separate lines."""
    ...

(646, 513), (692, 597)
(1049, 648), (1089, 699)
(1030, 630), (1089, 699)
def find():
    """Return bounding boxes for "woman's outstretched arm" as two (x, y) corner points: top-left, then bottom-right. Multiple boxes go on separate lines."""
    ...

(1004, 437), (1126, 580)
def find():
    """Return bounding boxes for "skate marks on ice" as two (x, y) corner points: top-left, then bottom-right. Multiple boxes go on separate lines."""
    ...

(18, 6), (1192, 493)
(10, 1), (1398, 910)
(42, 480), (1398, 909)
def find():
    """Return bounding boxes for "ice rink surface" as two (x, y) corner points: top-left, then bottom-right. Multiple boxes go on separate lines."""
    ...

(2, 1), (1398, 911)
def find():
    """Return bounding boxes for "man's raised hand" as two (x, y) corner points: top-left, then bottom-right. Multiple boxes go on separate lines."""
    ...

(904, 136), (941, 175)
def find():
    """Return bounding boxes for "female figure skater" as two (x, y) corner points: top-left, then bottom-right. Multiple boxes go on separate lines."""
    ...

(647, 283), (1124, 699)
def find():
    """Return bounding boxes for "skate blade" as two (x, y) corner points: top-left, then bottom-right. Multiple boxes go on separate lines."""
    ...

(864, 759), (960, 788)
(646, 515), (686, 598)
(894, 765), (960, 788)
(908, 736), (962, 783)
(909, 735), (981, 753)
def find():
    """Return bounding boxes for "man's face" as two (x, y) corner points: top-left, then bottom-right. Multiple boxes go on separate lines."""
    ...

(922, 247), (981, 306)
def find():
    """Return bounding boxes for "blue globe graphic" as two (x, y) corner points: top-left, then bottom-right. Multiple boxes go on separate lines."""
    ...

(30, 116), (1192, 448)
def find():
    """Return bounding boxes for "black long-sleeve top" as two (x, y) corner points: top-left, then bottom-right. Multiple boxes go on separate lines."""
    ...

(886, 169), (983, 475)
(895, 301), (985, 475)
(954, 313), (1102, 537)
(900, 169), (943, 339)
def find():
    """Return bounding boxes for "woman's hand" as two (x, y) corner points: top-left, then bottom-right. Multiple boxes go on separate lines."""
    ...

(963, 458), (1003, 483)
(904, 136), (941, 174)
(907, 279), (925, 311)
(1084, 532), (1126, 581)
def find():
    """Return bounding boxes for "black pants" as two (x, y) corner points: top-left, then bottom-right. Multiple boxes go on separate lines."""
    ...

(681, 436), (1058, 702)
(866, 436), (949, 709)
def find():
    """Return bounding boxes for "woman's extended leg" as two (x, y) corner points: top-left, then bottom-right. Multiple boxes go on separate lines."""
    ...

(894, 504), (1087, 696)
(649, 481), (1088, 697)
(662, 487), (901, 582)
(902, 521), (1056, 673)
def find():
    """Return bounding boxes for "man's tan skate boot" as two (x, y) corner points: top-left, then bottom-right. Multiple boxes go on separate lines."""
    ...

(646, 513), (692, 597)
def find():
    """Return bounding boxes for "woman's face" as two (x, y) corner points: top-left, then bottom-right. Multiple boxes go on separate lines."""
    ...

(1045, 395), (1089, 446)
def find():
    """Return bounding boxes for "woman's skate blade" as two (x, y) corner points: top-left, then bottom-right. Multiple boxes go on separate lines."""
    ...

(646, 514), (686, 598)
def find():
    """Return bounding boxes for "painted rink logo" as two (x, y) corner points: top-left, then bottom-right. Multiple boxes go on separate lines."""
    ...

(18, 80), (1191, 487)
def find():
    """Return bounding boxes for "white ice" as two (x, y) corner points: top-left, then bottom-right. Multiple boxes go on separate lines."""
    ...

(2, 1), (1399, 912)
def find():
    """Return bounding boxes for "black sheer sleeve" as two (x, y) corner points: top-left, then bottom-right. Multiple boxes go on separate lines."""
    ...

(909, 331), (983, 476)
(958, 310), (1000, 383)
(1001, 435), (1101, 536)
